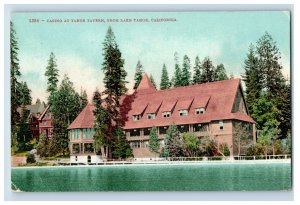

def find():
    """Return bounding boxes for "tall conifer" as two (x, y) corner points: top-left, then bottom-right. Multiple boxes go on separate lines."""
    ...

(160, 64), (171, 90)
(133, 60), (144, 89)
(181, 55), (191, 86)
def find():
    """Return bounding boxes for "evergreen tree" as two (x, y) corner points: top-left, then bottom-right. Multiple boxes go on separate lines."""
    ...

(45, 52), (59, 104)
(112, 126), (133, 159)
(256, 32), (286, 99)
(80, 88), (88, 111)
(150, 74), (157, 89)
(200, 57), (215, 83)
(50, 75), (81, 156)
(182, 132), (199, 157)
(163, 124), (183, 158)
(160, 64), (171, 90)
(173, 52), (182, 87)
(10, 21), (21, 126)
(214, 64), (229, 81)
(192, 56), (201, 84)
(36, 133), (49, 157)
(233, 122), (252, 156)
(102, 27), (128, 159)
(93, 88), (109, 158)
(229, 73), (234, 79)
(181, 55), (192, 86)
(149, 127), (159, 156)
(18, 81), (32, 106)
(242, 44), (263, 115)
(133, 60), (144, 89)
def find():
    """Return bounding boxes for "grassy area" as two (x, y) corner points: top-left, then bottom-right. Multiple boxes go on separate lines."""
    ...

(13, 151), (29, 157)
(18, 162), (56, 167)
(40, 154), (70, 160)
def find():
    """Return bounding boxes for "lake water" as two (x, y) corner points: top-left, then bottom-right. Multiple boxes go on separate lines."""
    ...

(11, 161), (291, 192)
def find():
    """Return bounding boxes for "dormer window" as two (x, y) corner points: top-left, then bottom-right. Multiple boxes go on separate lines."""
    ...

(147, 113), (156, 119)
(162, 111), (171, 118)
(179, 110), (188, 116)
(195, 107), (205, 115)
(133, 115), (141, 121)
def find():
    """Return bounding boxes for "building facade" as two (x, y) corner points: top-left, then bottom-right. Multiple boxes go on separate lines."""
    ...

(68, 74), (255, 162)
(38, 105), (54, 139)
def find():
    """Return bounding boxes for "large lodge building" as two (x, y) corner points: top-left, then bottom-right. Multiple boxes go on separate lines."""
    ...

(67, 74), (255, 163)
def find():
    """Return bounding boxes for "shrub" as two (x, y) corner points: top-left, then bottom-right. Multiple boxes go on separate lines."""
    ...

(26, 153), (36, 163)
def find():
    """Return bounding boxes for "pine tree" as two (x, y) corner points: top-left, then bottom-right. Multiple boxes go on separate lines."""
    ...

(45, 52), (59, 105)
(93, 88), (109, 158)
(160, 64), (171, 90)
(173, 52), (182, 87)
(50, 75), (81, 156)
(242, 44), (263, 115)
(10, 21), (21, 126)
(149, 127), (159, 156)
(102, 27), (128, 159)
(80, 88), (88, 111)
(181, 55), (191, 86)
(192, 56), (201, 84)
(112, 126), (133, 159)
(18, 81), (32, 106)
(214, 64), (229, 81)
(150, 74), (157, 89)
(163, 124), (183, 158)
(200, 57), (215, 83)
(133, 60), (144, 89)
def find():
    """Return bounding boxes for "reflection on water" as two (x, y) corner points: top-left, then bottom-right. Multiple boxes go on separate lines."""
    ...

(11, 162), (291, 192)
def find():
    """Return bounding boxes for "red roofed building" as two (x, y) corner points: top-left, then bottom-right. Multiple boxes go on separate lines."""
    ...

(38, 105), (54, 139)
(68, 74), (256, 162)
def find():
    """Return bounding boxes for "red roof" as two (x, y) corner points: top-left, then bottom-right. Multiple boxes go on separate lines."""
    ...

(68, 104), (95, 129)
(67, 74), (255, 130)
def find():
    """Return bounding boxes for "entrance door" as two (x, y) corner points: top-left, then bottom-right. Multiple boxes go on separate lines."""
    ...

(87, 155), (91, 164)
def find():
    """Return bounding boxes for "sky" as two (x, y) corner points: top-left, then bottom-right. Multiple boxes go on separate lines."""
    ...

(11, 11), (291, 103)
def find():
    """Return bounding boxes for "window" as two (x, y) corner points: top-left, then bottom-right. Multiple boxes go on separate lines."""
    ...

(162, 111), (171, 118)
(130, 129), (140, 137)
(83, 128), (87, 139)
(179, 110), (188, 116)
(143, 128), (151, 136)
(195, 108), (205, 115)
(130, 141), (140, 148)
(147, 113), (156, 119)
(43, 121), (46, 126)
(133, 115), (141, 121)
(219, 120), (224, 130)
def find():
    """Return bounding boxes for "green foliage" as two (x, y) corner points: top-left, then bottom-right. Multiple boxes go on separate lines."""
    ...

(218, 143), (230, 156)
(10, 21), (22, 126)
(181, 55), (191, 86)
(45, 52), (59, 104)
(160, 64), (171, 90)
(182, 132), (199, 157)
(200, 57), (215, 83)
(214, 64), (228, 81)
(112, 126), (133, 159)
(51, 75), (81, 156)
(173, 52), (182, 87)
(149, 127), (160, 154)
(93, 89), (108, 156)
(192, 56), (201, 84)
(166, 125), (184, 157)
(102, 27), (128, 158)
(16, 119), (32, 151)
(26, 153), (36, 163)
(36, 133), (49, 157)
(252, 93), (280, 130)
(242, 44), (263, 115)
(133, 60), (144, 89)
(18, 81), (32, 105)
(80, 88), (88, 111)
(149, 74), (157, 89)
(282, 132), (291, 154)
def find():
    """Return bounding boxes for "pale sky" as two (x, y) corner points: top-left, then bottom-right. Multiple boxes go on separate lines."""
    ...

(11, 11), (290, 103)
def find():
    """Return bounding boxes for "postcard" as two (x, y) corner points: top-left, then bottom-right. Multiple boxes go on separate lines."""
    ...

(10, 11), (291, 192)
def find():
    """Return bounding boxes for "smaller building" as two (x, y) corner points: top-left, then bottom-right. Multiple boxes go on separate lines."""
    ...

(38, 105), (54, 139)
(17, 102), (47, 138)
(67, 104), (102, 164)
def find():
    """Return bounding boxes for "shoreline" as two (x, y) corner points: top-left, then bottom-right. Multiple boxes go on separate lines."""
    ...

(11, 158), (291, 169)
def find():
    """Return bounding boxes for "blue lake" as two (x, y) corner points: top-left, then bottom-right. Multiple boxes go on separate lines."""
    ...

(11, 162), (292, 192)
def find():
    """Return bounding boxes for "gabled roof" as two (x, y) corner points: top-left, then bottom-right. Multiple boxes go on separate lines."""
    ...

(67, 77), (255, 130)
(68, 104), (95, 129)
(17, 102), (47, 118)
(136, 73), (157, 94)
(38, 105), (51, 121)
